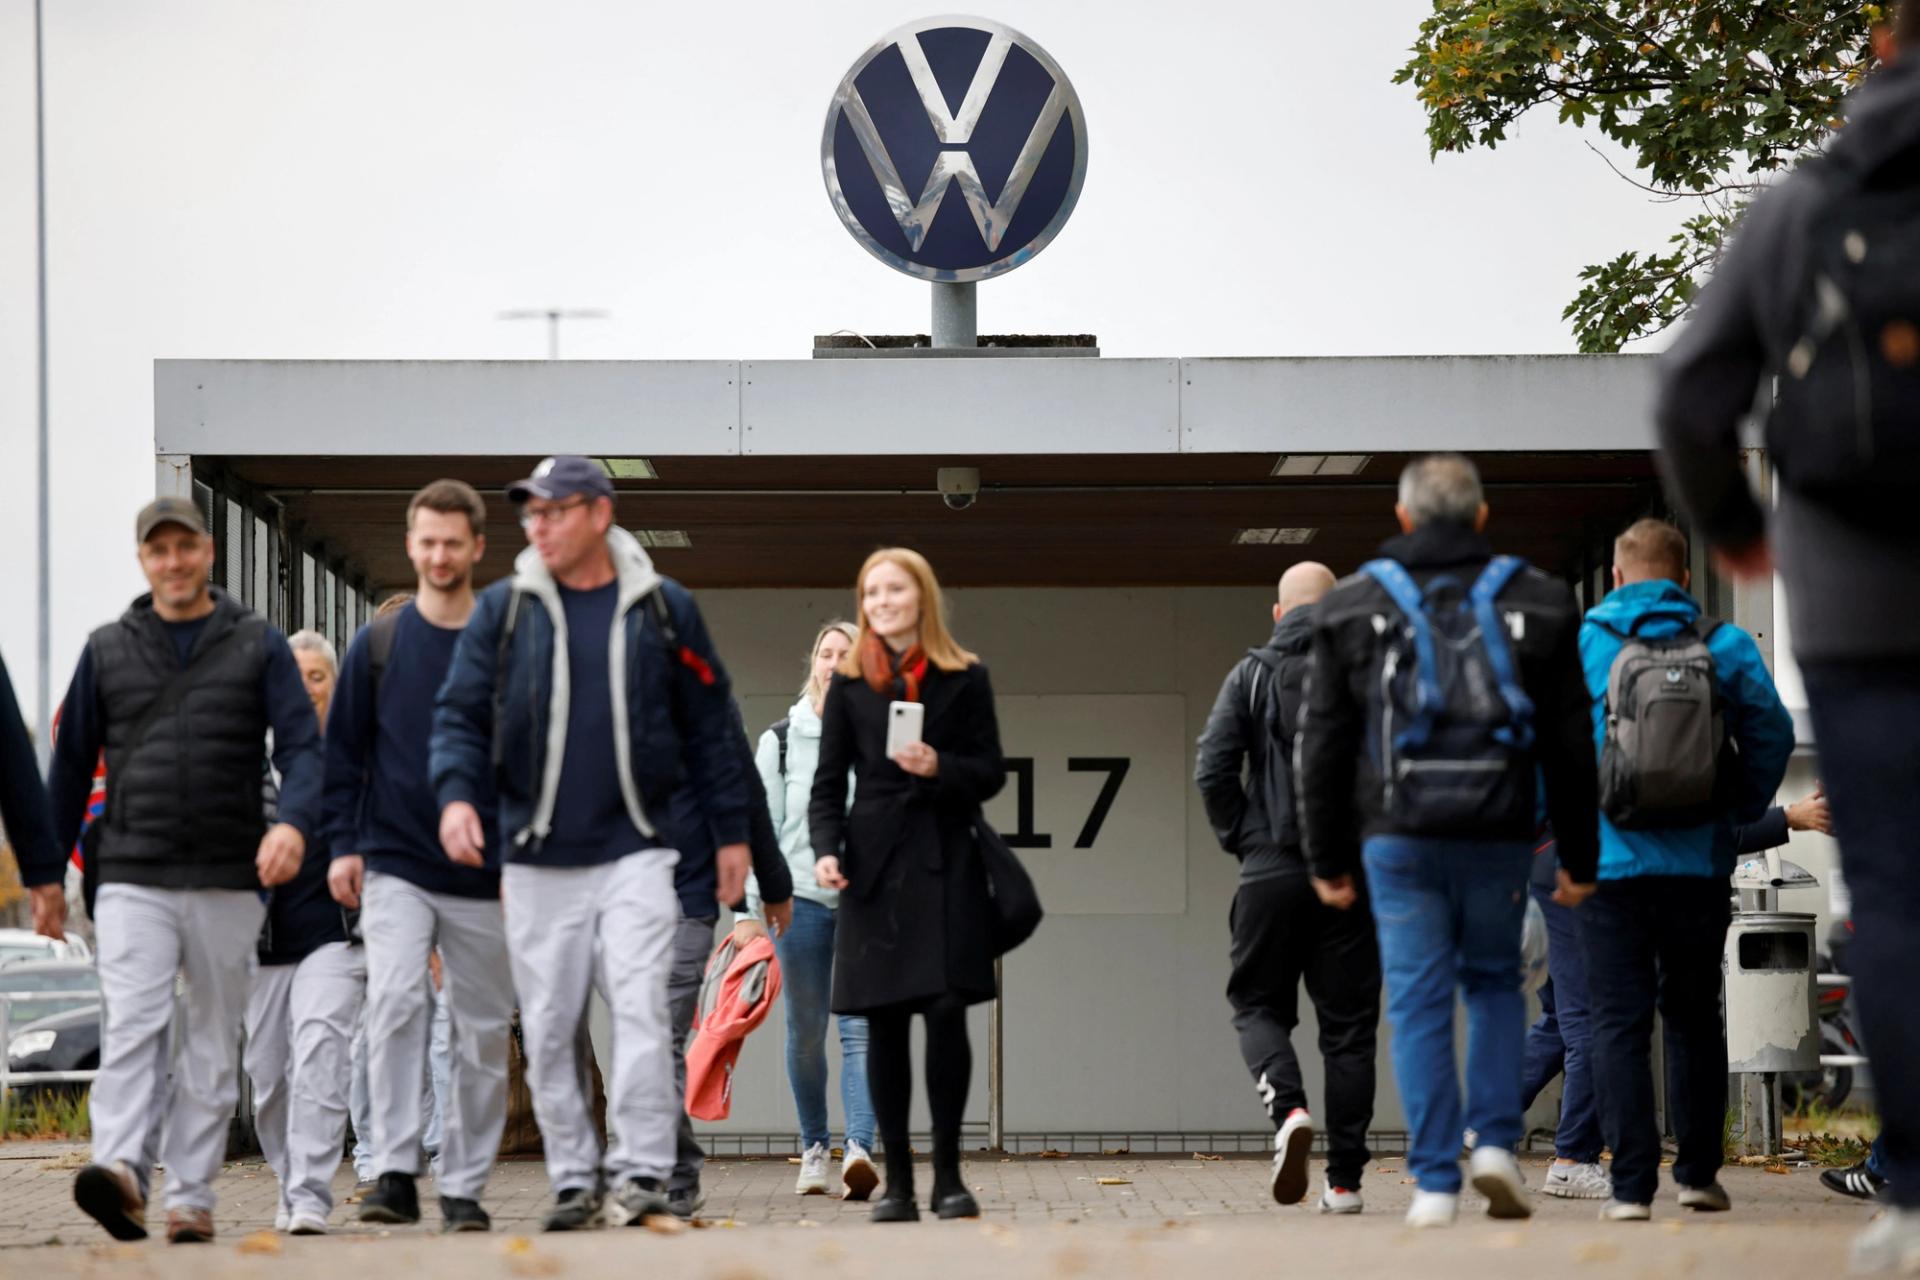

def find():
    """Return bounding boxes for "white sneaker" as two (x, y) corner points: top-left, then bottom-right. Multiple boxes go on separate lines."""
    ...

(1318, 1184), (1363, 1215)
(1468, 1146), (1533, 1220)
(274, 1206), (290, 1233)
(841, 1144), (879, 1202)
(1600, 1199), (1652, 1222)
(288, 1214), (328, 1236)
(1542, 1161), (1612, 1200)
(795, 1143), (830, 1196)
(1851, 1206), (1920, 1275)
(1677, 1182), (1731, 1213)
(1269, 1108), (1314, 1206)
(1406, 1190), (1458, 1228)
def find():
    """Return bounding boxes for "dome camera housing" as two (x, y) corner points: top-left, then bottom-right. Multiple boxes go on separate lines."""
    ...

(937, 467), (981, 512)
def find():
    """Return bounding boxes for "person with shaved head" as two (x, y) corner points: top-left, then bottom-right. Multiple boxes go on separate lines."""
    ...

(1195, 560), (1380, 1214)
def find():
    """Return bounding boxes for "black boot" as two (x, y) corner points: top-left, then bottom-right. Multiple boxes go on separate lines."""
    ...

(870, 1141), (919, 1223)
(930, 1136), (978, 1220)
(358, 1172), (420, 1225)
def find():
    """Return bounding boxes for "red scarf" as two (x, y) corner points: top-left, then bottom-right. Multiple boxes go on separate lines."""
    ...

(862, 630), (929, 702)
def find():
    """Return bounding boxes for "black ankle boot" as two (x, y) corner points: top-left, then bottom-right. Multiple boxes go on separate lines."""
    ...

(871, 1143), (919, 1223)
(930, 1137), (978, 1220)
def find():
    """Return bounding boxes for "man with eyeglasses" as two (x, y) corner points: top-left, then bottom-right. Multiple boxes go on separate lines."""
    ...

(432, 456), (753, 1231)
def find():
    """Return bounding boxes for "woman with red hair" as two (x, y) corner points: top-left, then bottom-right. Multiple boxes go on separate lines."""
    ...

(809, 548), (1006, 1224)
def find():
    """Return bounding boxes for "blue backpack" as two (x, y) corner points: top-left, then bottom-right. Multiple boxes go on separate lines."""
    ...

(1360, 556), (1538, 835)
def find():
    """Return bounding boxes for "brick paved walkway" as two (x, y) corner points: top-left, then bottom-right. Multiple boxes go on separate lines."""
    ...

(0, 1142), (1880, 1278)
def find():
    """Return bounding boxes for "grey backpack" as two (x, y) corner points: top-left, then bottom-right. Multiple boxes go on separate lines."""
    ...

(1596, 618), (1727, 829)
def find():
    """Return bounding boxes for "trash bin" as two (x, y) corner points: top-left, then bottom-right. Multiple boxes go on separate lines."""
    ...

(1724, 911), (1819, 1074)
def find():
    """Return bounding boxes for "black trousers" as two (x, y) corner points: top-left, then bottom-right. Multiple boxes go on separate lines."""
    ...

(1226, 869), (1381, 1188)
(1803, 657), (1920, 1209)
(1578, 876), (1730, 1206)
(866, 993), (972, 1198)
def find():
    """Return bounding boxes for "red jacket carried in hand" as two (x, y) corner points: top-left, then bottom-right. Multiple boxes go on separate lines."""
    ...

(685, 932), (782, 1121)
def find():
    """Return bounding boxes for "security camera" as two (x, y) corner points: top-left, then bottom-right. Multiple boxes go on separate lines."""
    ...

(937, 467), (981, 512)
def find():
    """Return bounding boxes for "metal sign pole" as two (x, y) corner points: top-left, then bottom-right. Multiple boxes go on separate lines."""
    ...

(988, 956), (1004, 1151)
(34, 0), (52, 769)
(931, 282), (976, 350)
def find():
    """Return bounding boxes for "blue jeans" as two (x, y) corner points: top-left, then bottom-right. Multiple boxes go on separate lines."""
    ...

(1520, 884), (1603, 1163)
(774, 899), (875, 1151)
(1364, 835), (1531, 1193)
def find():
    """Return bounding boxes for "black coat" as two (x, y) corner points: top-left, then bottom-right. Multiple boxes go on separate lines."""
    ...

(808, 663), (1006, 1015)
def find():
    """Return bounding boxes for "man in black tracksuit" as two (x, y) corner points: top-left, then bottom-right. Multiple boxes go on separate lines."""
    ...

(1195, 561), (1379, 1213)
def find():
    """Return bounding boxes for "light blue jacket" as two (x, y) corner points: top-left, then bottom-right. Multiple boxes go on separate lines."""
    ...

(746, 696), (844, 914)
(1580, 580), (1795, 881)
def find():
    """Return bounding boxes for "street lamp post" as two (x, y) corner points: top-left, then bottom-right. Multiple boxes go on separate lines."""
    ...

(497, 308), (610, 360)
(34, 0), (51, 767)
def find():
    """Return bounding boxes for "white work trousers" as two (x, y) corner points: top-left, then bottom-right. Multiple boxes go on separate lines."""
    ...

(503, 850), (680, 1192)
(359, 871), (512, 1202)
(244, 941), (366, 1221)
(91, 885), (266, 1212)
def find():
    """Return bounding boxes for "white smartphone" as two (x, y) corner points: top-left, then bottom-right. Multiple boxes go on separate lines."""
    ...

(885, 700), (925, 759)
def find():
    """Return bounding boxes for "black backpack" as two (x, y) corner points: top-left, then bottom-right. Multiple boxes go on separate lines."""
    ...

(1594, 617), (1729, 829)
(1770, 148), (1920, 508)
(1360, 556), (1538, 835)
(1244, 648), (1298, 849)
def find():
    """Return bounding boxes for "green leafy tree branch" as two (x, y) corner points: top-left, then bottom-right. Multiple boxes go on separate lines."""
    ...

(1396, 2), (1887, 351)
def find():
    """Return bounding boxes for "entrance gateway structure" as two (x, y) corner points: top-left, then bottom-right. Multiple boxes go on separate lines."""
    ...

(141, 15), (1806, 1157)
(153, 349), (1794, 1154)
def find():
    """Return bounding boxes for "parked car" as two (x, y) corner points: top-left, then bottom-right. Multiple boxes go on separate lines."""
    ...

(5, 1001), (101, 1094)
(0, 928), (92, 966)
(0, 961), (100, 1033)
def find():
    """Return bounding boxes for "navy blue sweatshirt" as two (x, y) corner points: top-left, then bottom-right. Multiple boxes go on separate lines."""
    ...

(46, 615), (323, 880)
(260, 820), (348, 964)
(324, 604), (499, 897)
(539, 582), (647, 866)
(0, 648), (60, 887)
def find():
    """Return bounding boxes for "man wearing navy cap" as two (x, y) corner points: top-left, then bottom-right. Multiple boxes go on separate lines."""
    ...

(432, 456), (753, 1230)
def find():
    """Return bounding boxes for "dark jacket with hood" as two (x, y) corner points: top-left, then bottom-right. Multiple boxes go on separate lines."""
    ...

(46, 589), (322, 892)
(661, 699), (793, 922)
(1296, 522), (1600, 884)
(0, 648), (60, 887)
(1656, 55), (1920, 663)
(1195, 604), (1316, 881)
(431, 529), (750, 873)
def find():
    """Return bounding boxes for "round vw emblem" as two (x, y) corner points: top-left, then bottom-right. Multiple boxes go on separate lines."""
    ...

(822, 16), (1089, 283)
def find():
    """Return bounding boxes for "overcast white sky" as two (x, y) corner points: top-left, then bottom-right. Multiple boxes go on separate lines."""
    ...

(0, 0), (1688, 730)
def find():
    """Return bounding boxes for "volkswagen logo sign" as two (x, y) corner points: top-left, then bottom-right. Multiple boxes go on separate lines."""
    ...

(822, 16), (1088, 283)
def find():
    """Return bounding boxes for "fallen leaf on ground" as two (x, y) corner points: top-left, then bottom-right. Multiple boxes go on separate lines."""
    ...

(236, 1231), (282, 1255)
(1095, 1177), (1132, 1186)
(1037, 1150), (1069, 1159)
(1764, 1164), (1791, 1175)
(502, 1236), (536, 1255)
(644, 1213), (688, 1235)
(1401, 1178), (1417, 1185)
(1192, 1153), (1224, 1162)
(1103, 1148), (1130, 1156)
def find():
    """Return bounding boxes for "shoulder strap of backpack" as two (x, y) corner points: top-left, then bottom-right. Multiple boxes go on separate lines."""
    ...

(489, 589), (525, 771)
(1469, 556), (1537, 750)
(771, 718), (791, 776)
(366, 609), (403, 710)
(645, 585), (719, 687)
(1360, 559), (1445, 751)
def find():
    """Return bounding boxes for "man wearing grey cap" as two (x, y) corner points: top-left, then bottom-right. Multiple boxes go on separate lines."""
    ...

(432, 456), (753, 1230)
(42, 496), (323, 1244)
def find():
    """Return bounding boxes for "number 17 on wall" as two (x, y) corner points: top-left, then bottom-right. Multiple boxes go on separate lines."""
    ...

(1001, 757), (1131, 850)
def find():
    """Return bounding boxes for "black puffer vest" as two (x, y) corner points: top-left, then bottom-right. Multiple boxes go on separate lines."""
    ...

(91, 590), (271, 890)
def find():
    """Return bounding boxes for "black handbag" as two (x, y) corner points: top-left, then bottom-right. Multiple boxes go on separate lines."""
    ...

(975, 816), (1043, 956)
